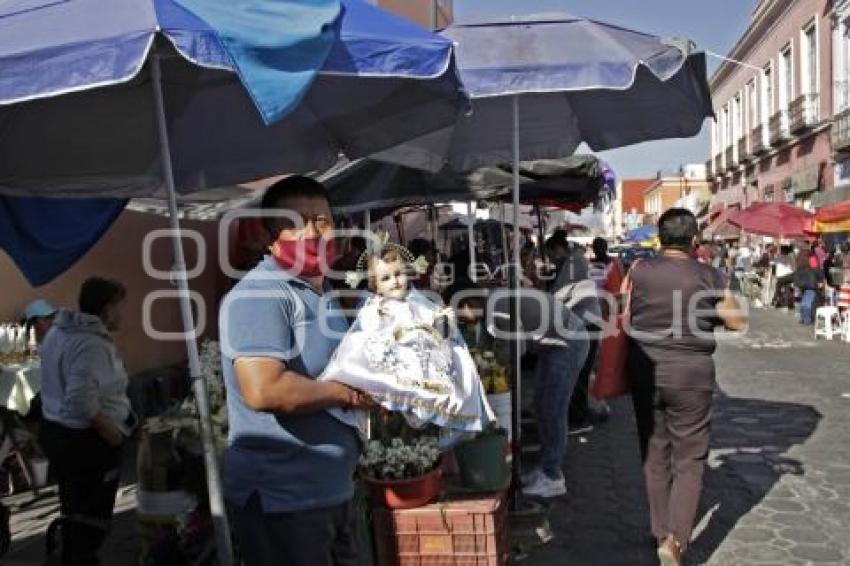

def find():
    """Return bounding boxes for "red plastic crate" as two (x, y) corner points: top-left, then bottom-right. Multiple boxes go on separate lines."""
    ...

(373, 492), (508, 566)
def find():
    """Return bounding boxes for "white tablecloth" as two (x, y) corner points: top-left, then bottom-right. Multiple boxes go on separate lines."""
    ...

(0, 362), (41, 415)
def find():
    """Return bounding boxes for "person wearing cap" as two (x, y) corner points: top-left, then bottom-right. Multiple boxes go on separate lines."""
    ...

(22, 299), (57, 344)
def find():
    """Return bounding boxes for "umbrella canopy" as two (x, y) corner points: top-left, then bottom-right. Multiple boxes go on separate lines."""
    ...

(702, 207), (741, 241)
(729, 203), (813, 239)
(0, 0), (468, 198)
(324, 155), (604, 213)
(624, 225), (658, 243)
(813, 201), (850, 233)
(373, 14), (713, 172)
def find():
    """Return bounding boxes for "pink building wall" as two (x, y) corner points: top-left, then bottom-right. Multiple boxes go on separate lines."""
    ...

(709, 0), (833, 210)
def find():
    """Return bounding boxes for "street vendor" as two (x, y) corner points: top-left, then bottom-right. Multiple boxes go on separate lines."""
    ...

(219, 176), (372, 566)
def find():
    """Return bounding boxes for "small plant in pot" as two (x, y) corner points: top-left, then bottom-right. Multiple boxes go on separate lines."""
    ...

(359, 414), (443, 509)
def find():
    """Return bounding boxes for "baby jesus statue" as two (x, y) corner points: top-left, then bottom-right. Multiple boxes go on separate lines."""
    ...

(320, 236), (492, 439)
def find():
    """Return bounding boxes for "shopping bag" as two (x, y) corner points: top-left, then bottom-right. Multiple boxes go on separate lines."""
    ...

(590, 314), (630, 400)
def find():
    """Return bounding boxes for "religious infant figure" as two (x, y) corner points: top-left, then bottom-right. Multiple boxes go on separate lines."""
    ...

(319, 236), (492, 438)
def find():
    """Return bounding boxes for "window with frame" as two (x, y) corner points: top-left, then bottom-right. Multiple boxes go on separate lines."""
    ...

(734, 93), (743, 141)
(747, 79), (758, 131)
(802, 21), (817, 96)
(780, 44), (793, 110)
(763, 63), (773, 118)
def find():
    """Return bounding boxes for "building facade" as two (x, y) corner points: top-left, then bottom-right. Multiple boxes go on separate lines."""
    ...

(643, 168), (712, 225)
(371, 0), (453, 28)
(829, 0), (850, 207)
(709, 0), (833, 214)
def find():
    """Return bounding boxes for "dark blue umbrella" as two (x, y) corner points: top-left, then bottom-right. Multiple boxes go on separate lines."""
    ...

(0, 0), (467, 198)
(0, 2), (466, 561)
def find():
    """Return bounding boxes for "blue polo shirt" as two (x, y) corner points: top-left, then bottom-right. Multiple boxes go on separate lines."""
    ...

(219, 257), (358, 513)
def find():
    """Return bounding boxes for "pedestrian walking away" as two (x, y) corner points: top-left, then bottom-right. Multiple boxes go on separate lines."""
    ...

(624, 208), (747, 565)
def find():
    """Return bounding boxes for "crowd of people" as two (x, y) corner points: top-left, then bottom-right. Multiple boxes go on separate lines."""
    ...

(696, 239), (850, 325)
(214, 176), (747, 566)
(23, 174), (754, 566)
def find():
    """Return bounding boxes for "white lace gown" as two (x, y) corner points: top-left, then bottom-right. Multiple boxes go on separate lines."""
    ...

(319, 289), (493, 437)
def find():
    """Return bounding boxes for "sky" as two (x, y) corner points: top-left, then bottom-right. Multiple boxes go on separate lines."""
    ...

(453, 0), (756, 180)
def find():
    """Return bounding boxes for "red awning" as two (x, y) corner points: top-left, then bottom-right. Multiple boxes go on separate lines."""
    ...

(815, 200), (850, 223)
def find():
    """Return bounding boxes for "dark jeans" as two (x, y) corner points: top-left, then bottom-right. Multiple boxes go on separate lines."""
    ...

(534, 340), (589, 480)
(231, 493), (357, 566)
(569, 336), (599, 426)
(631, 374), (712, 550)
(799, 289), (817, 324)
(39, 420), (122, 566)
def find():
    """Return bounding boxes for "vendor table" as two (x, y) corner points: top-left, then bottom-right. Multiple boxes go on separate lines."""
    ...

(0, 362), (41, 416)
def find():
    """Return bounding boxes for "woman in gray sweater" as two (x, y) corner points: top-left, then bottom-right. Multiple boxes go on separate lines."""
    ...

(38, 277), (133, 566)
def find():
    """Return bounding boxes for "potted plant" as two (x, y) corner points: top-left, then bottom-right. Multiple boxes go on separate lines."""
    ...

(359, 436), (443, 510)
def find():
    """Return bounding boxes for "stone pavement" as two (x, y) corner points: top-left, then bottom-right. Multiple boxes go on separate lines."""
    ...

(2, 308), (848, 565)
(524, 308), (850, 565)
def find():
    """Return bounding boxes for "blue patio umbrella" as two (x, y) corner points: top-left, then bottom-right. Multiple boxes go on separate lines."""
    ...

(0, 1), (466, 561)
(0, 0), (467, 198)
(625, 224), (658, 243)
(373, 14), (713, 498)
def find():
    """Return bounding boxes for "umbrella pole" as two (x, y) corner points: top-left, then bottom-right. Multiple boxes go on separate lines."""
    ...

(510, 95), (523, 509)
(535, 204), (547, 265)
(467, 201), (477, 282)
(151, 55), (234, 566)
(500, 202), (509, 268)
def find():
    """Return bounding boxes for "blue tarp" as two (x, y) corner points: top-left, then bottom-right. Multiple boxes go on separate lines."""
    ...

(0, 197), (125, 286)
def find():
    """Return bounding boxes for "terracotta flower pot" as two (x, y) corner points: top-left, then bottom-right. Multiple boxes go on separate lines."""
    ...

(362, 467), (442, 509)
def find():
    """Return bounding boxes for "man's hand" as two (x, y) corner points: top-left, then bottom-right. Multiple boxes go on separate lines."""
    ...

(91, 414), (124, 447)
(328, 382), (379, 411)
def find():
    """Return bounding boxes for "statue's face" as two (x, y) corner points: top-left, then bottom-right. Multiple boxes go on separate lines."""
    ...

(373, 257), (409, 300)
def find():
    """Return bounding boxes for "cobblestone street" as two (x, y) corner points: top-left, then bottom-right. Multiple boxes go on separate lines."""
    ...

(528, 308), (850, 565)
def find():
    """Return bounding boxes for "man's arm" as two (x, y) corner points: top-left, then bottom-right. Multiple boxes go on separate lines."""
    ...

(717, 288), (748, 331)
(234, 357), (368, 415)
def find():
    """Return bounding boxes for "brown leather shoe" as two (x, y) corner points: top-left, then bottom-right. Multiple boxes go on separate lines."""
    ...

(657, 535), (682, 566)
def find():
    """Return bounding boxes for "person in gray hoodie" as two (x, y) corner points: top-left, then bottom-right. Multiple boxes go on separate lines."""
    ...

(38, 277), (133, 566)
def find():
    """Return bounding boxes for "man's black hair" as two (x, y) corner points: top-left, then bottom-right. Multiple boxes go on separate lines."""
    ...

(79, 277), (126, 317)
(592, 237), (608, 260)
(260, 175), (329, 235)
(657, 208), (698, 250)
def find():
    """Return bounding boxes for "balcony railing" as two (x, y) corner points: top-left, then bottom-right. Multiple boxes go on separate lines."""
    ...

(769, 110), (790, 146)
(789, 93), (819, 134)
(751, 123), (768, 154)
(725, 145), (737, 169)
(714, 153), (723, 175)
(705, 158), (714, 180)
(833, 107), (850, 153)
(737, 136), (750, 163)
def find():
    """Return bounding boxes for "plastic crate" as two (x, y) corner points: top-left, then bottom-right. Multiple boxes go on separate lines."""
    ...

(372, 492), (508, 566)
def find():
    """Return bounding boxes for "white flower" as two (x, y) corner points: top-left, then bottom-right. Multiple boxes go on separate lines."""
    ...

(345, 270), (364, 289)
(412, 255), (429, 274)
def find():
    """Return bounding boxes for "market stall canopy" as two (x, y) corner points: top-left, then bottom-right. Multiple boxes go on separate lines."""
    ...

(0, 0), (468, 198)
(324, 155), (604, 213)
(729, 202), (814, 239)
(813, 201), (850, 233)
(372, 14), (713, 172)
(702, 207), (741, 241)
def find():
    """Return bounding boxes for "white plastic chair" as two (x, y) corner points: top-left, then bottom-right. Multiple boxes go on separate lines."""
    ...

(814, 306), (841, 340)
